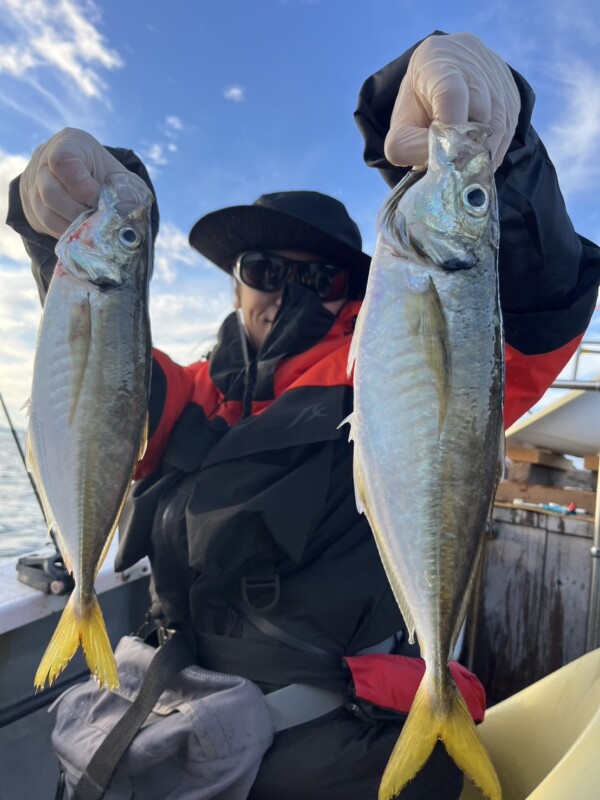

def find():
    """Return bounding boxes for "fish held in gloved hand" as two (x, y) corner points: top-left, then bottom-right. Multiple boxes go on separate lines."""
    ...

(26, 172), (154, 691)
(346, 121), (504, 799)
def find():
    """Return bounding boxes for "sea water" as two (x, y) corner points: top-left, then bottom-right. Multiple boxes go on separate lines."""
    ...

(0, 426), (48, 560)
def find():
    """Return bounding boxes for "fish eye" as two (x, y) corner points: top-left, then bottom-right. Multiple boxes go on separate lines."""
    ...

(462, 184), (488, 215)
(118, 226), (141, 250)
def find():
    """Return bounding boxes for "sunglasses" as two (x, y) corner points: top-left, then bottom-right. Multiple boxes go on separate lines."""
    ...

(233, 252), (349, 302)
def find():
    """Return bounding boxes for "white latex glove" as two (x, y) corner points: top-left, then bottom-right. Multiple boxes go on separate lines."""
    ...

(384, 33), (521, 171)
(20, 127), (146, 238)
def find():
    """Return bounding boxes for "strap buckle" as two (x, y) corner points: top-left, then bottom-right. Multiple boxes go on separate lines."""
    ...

(157, 626), (177, 647)
(241, 575), (280, 612)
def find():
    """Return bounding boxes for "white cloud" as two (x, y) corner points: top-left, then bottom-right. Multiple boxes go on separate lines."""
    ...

(0, 44), (37, 76)
(153, 222), (208, 284)
(544, 61), (600, 197)
(150, 286), (232, 366)
(145, 143), (168, 167)
(0, 150), (30, 262)
(224, 85), (245, 103)
(0, 0), (122, 102)
(165, 116), (183, 131)
(167, 143), (177, 153)
(0, 263), (42, 422)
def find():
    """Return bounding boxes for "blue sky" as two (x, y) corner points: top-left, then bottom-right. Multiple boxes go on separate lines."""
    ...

(0, 0), (599, 428)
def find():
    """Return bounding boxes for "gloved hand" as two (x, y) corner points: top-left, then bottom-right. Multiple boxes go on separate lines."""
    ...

(19, 127), (145, 238)
(384, 32), (521, 171)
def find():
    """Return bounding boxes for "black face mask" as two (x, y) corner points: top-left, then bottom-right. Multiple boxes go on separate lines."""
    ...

(210, 283), (339, 404)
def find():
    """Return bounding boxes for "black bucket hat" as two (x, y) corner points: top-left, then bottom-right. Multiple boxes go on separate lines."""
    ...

(188, 191), (371, 298)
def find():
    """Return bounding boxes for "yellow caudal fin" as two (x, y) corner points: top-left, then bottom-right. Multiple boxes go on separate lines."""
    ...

(379, 673), (501, 800)
(34, 592), (119, 691)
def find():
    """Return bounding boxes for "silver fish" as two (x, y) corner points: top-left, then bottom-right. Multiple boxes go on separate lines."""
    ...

(26, 172), (154, 690)
(347, 122), (504, 799)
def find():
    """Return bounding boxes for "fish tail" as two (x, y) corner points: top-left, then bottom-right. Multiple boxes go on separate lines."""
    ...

(379, 670), (501, 800)
(34, 591), (119, 691)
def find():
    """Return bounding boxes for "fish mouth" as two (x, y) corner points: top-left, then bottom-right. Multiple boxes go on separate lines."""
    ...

(441, 257), (478, 271)
(408, 231), (479, 272)
(92, 274), (122, 288)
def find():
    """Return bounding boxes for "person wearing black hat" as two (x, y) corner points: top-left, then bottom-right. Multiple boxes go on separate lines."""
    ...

(9, 30), (599, 800)
(188, 190), (370, 356)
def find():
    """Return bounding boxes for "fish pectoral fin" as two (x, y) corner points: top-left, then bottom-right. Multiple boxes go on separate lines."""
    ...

(68, 295), (92, 426)
(34, 591), (119, 691)
(379, 673), (501, 800)
(404, 276), (451, 430)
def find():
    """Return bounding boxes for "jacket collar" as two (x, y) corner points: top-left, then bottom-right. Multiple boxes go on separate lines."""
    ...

(209, 284), (348, 403)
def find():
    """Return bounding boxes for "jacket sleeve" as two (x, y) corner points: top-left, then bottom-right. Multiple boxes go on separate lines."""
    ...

(135, 348), (199, 478)
(355, 34), (600, 425)
(5, 146), (160, 304)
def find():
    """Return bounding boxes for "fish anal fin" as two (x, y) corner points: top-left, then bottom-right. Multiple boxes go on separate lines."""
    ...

(351, 435), (366, 515)
(68, 295), (92, 426)
(403, 275), (451, 430)
(137, 413), (149, 461)
(379, 672), (501, 800)
(24, 431), (34, 475)
(25, 433), (56, 534)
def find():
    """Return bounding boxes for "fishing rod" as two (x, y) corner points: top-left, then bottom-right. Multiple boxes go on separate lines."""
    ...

(0, 389), (73, 594)
(0, 389), (45, 517)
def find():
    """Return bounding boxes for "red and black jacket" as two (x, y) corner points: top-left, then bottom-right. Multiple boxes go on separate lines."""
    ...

(117, 287), (407, 668)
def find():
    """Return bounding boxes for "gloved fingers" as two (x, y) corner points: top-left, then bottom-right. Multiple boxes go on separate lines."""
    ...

(36, 163), (93, 232)
(425, 69), (472, 125)
(384, 125), (429, 169)
(19, 127), (134, 238)
(384, 79), (431, 167)
(20, 163), (83, 239)
(489, 105), (511, 171)
(47, 139), (103, 208)
(385, 33), (521, 171)
(489, 75), (521, 170)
